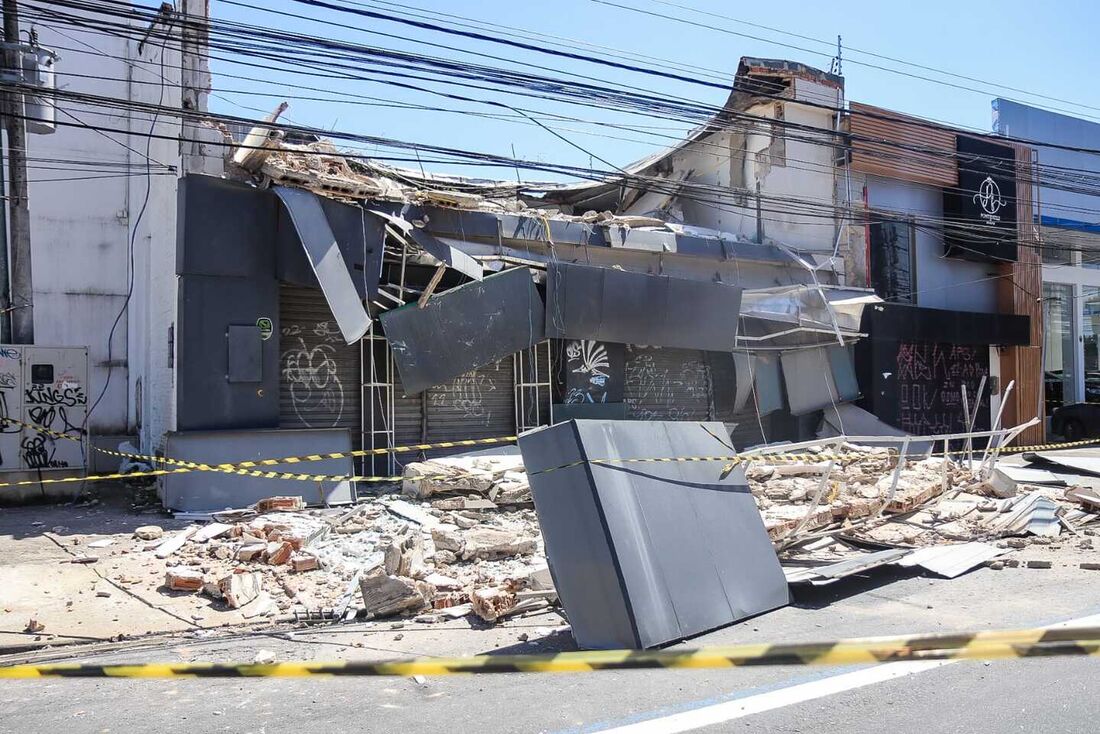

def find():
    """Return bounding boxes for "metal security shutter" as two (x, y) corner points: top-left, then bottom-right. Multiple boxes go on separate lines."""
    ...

(392, 372), (424, 463)
(624, 346), (711, 421)
(278, 284), (361, 446)
(423, 357), (515, 459)
(388, 358), (516, 464)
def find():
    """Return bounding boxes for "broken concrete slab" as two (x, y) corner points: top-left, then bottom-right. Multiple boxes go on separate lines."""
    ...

(154, 526), (199, 559)
(359, 572), (428, 617)
(164, 567), (204, 592)
(461, 527), (536, 560)
(219, 571), (263, 609)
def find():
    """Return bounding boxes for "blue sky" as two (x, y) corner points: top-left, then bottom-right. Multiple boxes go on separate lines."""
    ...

(209, 0), (1100, 179)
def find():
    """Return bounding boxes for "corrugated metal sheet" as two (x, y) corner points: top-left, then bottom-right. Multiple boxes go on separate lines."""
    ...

(849, 102), (958, 188)
(624, 346), (711, 421)
(896, 542), (1006, 579)
(278, 285), (361, 446)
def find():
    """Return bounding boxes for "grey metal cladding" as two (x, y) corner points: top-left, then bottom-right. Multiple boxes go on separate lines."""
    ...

(380, 267), (545, 395)
(828, 345), (859, 401)
(545, 262), (741, 351)
(177, 174), (277, 279)
(276, 197), (386, 301)
(781, 348), (839, 416)
(519, 419), (788, 650)
(366, 210), (483, 281)
(516, 421), (638, 650)
(177, 274), (279, 431)
(407, 227), (483, 281)
(274, 187), (371, 345)
(160, 428), (354, 512)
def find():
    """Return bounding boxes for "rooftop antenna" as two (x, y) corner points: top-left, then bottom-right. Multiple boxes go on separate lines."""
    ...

(834, 35), (843, 76)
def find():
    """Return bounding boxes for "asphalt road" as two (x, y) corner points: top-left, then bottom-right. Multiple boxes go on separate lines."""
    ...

(2, 554), (1098, 734)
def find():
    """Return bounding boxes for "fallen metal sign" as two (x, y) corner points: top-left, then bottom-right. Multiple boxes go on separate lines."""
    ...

(2, 625), (1099, 678)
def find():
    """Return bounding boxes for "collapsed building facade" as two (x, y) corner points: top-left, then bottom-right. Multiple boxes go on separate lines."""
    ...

(130, 55), (1039, 509)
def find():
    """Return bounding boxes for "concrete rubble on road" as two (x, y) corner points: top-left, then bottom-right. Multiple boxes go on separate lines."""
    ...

(122, 444), (1100, 628)
(769, 443), (1100, 580)
(134, 459), (545, 624)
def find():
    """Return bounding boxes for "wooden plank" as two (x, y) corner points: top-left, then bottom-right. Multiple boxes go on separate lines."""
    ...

(849, 102), (958, 188)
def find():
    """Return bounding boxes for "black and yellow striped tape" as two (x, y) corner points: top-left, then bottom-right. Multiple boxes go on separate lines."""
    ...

(4, 413), (1098, 491)
(2, 625), (1098, 678)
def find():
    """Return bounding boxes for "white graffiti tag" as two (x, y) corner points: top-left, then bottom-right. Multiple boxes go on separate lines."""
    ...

(281, 338), (344, 427)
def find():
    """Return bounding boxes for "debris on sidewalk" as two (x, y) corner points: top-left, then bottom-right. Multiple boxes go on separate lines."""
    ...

(113, 483), (547, 623)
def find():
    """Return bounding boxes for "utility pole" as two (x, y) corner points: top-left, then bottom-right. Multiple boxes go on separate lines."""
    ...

(3, 0), (31, 344)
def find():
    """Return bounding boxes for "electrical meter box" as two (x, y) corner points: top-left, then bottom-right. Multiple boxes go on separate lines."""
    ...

(0, 345), (89, 474)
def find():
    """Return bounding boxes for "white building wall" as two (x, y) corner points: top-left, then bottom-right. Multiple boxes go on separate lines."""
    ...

(864, 173), (1000, 313)
(647, 83), (841, 252)
(27, 12), (186, 457)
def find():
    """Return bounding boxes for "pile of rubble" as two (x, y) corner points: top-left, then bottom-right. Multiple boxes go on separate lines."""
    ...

(146, 455), (548, 624)
(139, 444), (1100, 627)
(746, 443), (1100, 550)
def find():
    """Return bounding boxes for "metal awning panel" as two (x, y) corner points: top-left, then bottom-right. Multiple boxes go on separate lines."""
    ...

(545, 261), (742, 351)
(274, 186), (370, 344)
(369, 210), (483, 281)
(379, 267), (544, 395)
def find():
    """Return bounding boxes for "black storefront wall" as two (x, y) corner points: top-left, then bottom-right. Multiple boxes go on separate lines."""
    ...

(943, 136), (1018, 263)
(176, 175), (383, 431)
(857, 304), (1030, 437)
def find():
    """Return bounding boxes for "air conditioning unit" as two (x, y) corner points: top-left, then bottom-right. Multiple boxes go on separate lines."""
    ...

(0, 345), (88, 474)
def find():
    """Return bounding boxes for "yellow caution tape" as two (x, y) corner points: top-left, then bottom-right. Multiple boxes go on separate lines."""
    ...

(4, 413), (1098, 491)
(2, 625), (1098, 678)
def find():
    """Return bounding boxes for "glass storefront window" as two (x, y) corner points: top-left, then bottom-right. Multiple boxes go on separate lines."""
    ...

(1045, 283), (1075, 412)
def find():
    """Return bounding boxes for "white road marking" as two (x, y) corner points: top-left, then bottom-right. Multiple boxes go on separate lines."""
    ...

(597, 612), (1100, 734)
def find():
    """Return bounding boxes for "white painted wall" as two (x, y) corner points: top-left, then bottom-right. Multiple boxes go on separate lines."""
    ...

(635, 85), (840, 253)
(27, 13), (184, 454)
(864, 174), (1000, 313)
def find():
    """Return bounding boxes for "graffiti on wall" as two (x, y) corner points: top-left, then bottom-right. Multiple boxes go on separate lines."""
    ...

(623, 347), (710, 421)
(281, 335), (344, 428)
(429, 367), (496, 424)
(893, 342), (989, 436)
(19, 377), (87, 469)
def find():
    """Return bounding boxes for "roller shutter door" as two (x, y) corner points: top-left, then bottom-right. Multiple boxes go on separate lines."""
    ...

(278, 285), (361, 447)
(391, 357), (516, 463)
(623, 346), (711, 421)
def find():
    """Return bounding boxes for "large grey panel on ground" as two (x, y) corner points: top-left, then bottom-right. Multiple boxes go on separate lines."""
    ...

(160, 428), (354, 512)
(380, 267), (544, 395)
(274, 187), (370, 345)
(545, 261), (742, 351)
(519, 420), (788, 650)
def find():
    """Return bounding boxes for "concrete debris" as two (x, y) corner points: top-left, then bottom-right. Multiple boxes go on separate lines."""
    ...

(470, 586), (518, 622)
(132, 485), (544, 624)
(154, 526), (199, 559)
(254, 496), (306, 513)
(126, 442), (1099, 629)
(134, 525), (164, 541)
(360, 572), (429, 617)
(290, 552), (320, 573)
(403, 454), (531, 505)
(220, 572), (263, 609)
(164, 567), (204, 592)
(383, 532), (426, 578)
